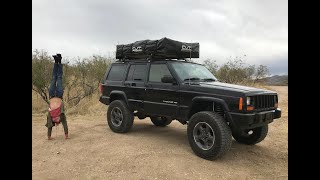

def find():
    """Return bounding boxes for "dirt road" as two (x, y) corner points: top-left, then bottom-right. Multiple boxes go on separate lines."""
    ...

(32, 86), (288, 180)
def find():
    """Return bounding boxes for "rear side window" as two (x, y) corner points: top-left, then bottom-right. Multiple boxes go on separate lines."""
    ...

(106, 64), (127, 81)
(149, 64), (173, 82)
(126, 64), (147, 81)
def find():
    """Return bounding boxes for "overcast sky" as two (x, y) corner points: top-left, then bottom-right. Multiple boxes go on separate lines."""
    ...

(32, 0), (288, 75)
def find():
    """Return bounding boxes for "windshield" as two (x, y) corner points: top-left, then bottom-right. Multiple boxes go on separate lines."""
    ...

(171, 62), (218, 82)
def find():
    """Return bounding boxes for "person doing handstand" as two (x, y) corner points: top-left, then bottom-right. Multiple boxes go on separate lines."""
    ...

(45, 54), (69, 140)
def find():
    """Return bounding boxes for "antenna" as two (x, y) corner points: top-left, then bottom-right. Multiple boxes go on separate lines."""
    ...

(188, 40), (192, 85)
(190, 40), (192, 61)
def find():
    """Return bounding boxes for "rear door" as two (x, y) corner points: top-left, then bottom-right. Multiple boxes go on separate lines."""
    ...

(144, 62), (179, 117)
(123, 63), (148, 112)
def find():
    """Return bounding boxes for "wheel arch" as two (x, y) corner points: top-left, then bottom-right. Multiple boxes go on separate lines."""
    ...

(109, 91), (130, 108)
(188, 96), (230, 119)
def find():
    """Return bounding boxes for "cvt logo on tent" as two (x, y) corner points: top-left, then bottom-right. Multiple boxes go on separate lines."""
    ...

(181, 45), (192, 52)
(132, 46), (143, 52)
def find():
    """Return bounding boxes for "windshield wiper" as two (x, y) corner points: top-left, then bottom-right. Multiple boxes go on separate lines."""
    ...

(201, 78), (216, 82)
(184, 77), (200, 81)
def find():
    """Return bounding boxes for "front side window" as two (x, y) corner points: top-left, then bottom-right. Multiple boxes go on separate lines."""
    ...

(107, 64), (127, 81)
(149, 64), (173, 83)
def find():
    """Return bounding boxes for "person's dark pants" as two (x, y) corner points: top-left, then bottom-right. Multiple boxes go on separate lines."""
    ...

(49, 63), (64, 98)
(47, 113), (68, 137)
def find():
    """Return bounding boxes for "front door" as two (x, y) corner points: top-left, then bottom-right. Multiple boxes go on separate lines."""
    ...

(144, 63), (179, 117)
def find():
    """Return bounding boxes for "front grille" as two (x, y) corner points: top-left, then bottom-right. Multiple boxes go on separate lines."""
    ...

(254, 95), (276, 109)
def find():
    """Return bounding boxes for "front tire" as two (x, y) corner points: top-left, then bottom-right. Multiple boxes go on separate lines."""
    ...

(107, 100), (134, 133)
(187, 111), (232, 160)
(232, 125), (268, 145)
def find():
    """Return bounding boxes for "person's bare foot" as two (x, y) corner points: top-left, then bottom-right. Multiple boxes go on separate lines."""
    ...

(65, 134), (69, 139)
(48, 136), (55, 140)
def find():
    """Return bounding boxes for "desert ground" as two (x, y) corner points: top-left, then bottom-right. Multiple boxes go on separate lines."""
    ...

(32, 86), (288, 180)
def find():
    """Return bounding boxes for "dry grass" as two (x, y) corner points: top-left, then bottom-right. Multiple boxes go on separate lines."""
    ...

(66, 93), (106, 115)
(32, 91), (49, 114)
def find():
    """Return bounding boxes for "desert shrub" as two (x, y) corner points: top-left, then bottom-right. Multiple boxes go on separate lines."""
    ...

(203, 56), (269, 84)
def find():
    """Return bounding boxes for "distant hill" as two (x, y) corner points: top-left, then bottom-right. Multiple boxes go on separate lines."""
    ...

(263, 75), (288, 86)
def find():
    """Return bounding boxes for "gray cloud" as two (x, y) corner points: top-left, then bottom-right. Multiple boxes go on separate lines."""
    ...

(32, 0), (288, 74)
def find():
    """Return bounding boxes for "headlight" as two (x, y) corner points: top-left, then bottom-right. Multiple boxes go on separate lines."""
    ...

(247, 97), (251, 106)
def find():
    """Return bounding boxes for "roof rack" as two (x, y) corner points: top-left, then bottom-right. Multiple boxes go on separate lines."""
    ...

(116, 58), (192, 64)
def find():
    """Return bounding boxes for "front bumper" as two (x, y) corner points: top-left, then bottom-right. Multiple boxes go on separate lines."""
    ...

(229, 108), (281, 129)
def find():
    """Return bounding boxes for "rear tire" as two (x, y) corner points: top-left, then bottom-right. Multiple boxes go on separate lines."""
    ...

(232, 125), (268, 145)
(107, 100), (134, 133)
(150, 116), (172, 127)
(187, 111), (232, 160)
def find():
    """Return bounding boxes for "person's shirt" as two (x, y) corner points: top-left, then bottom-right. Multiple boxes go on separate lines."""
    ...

(48, 97), (64, 122)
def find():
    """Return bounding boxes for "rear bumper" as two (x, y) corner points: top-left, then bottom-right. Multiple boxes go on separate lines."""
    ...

(229, 108), (281, 129)
(99, 96), (110, 105)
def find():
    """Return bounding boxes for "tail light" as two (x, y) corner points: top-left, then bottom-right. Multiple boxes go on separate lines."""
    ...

(99, 84), (103, 93)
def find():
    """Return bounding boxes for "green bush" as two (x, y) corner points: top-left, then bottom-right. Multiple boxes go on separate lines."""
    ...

(203, 56), (269, 84)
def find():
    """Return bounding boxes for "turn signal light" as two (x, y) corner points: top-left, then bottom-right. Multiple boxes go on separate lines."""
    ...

(247, 106), (254, 111)
(239, 97), (243, 110)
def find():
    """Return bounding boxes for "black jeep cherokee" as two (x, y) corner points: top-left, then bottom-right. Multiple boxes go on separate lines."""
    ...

(99, 59), (281, 160)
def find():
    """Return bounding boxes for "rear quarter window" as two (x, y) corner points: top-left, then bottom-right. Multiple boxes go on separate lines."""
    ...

(106, 64), (127, 81)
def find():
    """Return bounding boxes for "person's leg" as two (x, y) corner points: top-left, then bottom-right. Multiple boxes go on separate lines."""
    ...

(55, 63), (64, 98)
(61, 113), (69, 139)
(49, 63), (59, 98)
(47, 127), (54, 140)
(46, 113), (54, 140)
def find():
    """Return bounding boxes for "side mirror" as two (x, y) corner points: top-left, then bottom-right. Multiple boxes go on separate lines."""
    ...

(161, 75), (176, 84)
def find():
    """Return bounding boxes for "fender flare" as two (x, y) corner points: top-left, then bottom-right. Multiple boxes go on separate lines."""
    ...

(191, 96), (230, 112)
(109, 91), (129, 107)
(189, 96), (236, 129)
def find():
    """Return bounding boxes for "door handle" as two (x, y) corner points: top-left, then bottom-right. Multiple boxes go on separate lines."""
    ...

(124, 82), (136, 86)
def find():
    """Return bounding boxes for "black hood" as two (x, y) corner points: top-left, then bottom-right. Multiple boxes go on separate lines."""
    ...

(202, 82), (274, 93)
(182, 81), (276, 97)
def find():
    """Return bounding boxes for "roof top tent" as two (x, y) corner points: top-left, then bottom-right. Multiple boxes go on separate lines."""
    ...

(116, 37), (199, 60)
